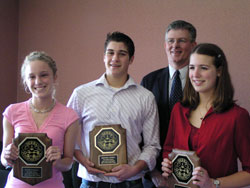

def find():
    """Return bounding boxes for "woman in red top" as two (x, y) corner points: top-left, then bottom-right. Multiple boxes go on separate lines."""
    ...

(162, 43), (250, 187)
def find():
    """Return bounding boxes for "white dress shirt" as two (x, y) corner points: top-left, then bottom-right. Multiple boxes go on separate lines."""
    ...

(67, 74), (160, 183)
(169, 65), (188, 96)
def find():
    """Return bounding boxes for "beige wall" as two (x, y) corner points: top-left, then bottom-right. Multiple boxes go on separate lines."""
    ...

(17, 0), (250, 112)
(1, 0), (250, 134)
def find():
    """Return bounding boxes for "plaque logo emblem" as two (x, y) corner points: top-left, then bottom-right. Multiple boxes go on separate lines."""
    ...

(95, 128), (121, 153)
(172, 155), (193, 184)
(19, 137), (46, 165)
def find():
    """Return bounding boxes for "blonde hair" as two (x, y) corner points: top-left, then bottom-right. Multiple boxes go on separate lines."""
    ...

(21, 51), (57, 97)
(21, 51), (57, 87)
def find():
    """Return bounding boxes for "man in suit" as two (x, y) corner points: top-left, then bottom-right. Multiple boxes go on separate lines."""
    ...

(141, 20), (197, 187)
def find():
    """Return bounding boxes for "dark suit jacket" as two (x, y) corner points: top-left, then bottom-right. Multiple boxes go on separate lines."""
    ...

(141, 67), (171, 170)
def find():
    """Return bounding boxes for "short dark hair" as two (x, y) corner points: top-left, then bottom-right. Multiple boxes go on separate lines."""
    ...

(182, 43), (235, 113)
(104, 31), (135, 59)
(165, 20), (197, 42)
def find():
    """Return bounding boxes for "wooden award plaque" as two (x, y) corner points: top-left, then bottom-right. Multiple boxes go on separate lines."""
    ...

(168, 149), (200, 188)
(89, 124), (127, 172)
(13, 133), (52, 185)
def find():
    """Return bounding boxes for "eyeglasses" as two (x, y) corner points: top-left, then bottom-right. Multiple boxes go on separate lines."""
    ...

(166, 38), (191, 44)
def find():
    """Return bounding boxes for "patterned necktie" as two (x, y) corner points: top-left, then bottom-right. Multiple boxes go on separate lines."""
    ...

(170, 70), (183, 110)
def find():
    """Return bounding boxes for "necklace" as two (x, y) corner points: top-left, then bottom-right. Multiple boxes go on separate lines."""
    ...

(199, 107), (207, 120)
(30, 99), (56, 113)
(199, 110), (205, 120)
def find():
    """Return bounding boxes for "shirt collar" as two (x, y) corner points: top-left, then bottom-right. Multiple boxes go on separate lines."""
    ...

(96, 73), (137, 90)
(184, 105), (215, 120)
(169, 65), (188, 80)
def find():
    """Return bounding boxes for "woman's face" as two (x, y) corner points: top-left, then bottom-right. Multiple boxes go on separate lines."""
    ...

(189, 53), (220, 96)
(24, 60), (56, 99)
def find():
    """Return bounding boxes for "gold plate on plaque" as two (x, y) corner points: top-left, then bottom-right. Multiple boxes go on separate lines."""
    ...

(13, 133), (52, 185)
(89, 124), (127, 172)
(168, 149), (200, 188)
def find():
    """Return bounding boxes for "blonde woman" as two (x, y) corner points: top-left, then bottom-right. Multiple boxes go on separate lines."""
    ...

(1, 51), (79, 188)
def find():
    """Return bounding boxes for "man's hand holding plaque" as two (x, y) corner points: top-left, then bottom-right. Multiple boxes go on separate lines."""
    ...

(89, 124), (127, 172)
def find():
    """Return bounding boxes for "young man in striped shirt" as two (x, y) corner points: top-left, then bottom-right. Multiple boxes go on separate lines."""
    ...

(67, 31), (160, 188)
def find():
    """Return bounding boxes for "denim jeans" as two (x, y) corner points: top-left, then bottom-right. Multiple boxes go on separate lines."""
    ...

(80, 179), (143, 188)
(142, 177), (156, 188)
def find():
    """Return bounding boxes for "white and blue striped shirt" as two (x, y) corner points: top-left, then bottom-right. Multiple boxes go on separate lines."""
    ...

(67, 74), (160, 183)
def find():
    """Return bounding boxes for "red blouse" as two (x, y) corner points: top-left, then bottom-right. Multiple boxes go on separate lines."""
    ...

(163, 102), (250, 178)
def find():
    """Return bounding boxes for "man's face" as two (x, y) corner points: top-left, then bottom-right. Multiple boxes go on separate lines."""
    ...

(104, 41), (133, 79)
(165, 29), (196, 69)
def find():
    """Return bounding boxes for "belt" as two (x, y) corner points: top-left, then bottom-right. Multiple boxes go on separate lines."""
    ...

(83, 178), (142, 188)
(144, 172), (152, 180)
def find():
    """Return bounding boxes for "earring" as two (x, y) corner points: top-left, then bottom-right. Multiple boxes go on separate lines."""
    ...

(24, 86), (31, 94)
(52, 84), (57, 98)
